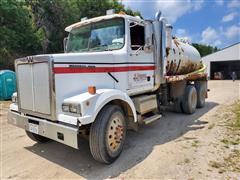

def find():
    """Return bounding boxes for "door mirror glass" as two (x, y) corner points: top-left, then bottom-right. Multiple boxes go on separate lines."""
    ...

(63, 37), (68, 53)
(144, 21), (153, 53)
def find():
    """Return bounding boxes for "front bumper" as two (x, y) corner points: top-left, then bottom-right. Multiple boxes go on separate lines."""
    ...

(8, 110), (79, 149)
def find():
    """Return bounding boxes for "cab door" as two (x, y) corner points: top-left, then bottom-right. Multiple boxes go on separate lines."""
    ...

(127, 21), (155, 95)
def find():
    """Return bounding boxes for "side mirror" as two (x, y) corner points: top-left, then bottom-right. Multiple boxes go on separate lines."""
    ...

(63, 37), (68, 53)
(144, 20), (153, 53)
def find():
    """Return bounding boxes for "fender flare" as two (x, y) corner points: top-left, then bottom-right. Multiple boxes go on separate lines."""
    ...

(63, 89), (137, 125)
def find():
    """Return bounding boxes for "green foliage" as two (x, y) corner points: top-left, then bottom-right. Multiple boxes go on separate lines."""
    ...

(0, 0), (42, 70)
(27, 0), (142, 53)
(231, 101), (240, 131)
(192, 43), (219, 57)
(26, 0), (70, 53)
(0, 0), (142, 70)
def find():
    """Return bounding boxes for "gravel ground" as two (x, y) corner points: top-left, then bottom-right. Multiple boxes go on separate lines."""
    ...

(1, 80), (240, 179)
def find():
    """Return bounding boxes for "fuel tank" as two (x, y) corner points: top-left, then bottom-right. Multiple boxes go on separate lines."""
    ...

(166, 38), (201, 76)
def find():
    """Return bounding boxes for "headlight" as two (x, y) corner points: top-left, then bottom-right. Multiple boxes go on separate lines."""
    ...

(62, 103), (81, 114)
(12, 93), (17, 103)
(62, 103), (70, 112)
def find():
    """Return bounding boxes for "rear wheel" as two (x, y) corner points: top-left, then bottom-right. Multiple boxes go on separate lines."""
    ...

(195, 82), (206, 108)
(25, 131), (50, 143)
(89, 105), (126, 164)
(173, 98), (183, 113)
(182, 85), (197, 114)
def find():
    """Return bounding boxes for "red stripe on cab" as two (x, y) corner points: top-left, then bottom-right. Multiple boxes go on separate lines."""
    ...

(54, 66), (155, 74)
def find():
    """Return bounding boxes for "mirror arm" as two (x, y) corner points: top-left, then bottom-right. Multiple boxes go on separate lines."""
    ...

(135, 46), (143, 55)
(63, 37), (69, 53)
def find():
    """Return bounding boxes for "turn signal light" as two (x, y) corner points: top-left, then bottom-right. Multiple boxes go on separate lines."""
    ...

(88, 86), (96, 94)
(118, 11), (125, 15)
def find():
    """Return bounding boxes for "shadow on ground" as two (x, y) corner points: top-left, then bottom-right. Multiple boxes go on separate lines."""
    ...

(25, 101), (218, 179)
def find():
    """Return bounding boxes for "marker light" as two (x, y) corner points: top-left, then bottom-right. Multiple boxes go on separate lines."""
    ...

(88, 86), (96, 94)
(118, 11), (125, 15)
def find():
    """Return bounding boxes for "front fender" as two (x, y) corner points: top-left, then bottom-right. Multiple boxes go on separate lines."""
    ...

(63, 89), (137, 125)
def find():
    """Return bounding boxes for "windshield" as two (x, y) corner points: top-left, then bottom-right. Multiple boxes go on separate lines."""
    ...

(66, 18), (125, 53)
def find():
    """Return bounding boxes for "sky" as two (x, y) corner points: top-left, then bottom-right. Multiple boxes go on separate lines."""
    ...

(121, 0), (240, 49)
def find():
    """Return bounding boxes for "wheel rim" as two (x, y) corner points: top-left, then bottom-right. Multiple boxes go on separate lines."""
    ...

(107, 115), (124, 152)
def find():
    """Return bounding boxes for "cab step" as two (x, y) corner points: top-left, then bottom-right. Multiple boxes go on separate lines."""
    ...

(142, 114), (162, 125)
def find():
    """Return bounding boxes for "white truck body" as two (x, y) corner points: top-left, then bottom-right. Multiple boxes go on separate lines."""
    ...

(8, 12), (207, 163)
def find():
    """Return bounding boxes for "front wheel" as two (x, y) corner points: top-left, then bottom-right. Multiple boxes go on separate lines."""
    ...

(25, 131), (50, 143)
(89, 105), (126, 164)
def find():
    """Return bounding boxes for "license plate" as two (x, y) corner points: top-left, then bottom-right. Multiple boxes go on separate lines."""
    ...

(29, 123), (39, 134)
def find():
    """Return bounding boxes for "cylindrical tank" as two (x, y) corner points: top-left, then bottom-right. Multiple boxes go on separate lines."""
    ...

(166, 38), (201, 76)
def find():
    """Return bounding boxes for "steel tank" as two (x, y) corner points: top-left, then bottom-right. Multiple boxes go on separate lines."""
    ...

(166, 38), (201, 76)
(165, 25), (201, 76)
(166, 38), (201, 75)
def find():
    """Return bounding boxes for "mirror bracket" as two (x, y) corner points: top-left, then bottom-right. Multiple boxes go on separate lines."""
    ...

(63, 37), (68, 53)
(144, 20), (153, 53)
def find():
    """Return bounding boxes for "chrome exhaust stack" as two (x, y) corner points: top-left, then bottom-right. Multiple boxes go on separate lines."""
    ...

(152, 10), (166, 91)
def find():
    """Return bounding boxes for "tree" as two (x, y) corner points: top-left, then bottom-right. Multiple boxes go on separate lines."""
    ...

(0, 0), (42, 70)
(26, 0), (70, 53)
(192, 43), (219, 57)
(27, 0), (142, 54)
(0, 0), (142, 70)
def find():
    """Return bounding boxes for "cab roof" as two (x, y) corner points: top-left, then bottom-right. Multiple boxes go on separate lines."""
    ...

(65, 14), (143, 32)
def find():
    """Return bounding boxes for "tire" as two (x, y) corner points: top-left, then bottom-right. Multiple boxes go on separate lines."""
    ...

(182, 85), (197, 114)
(25, 131), (50, 143)
(173, 98), (183, 113)
(195, 82), (206, 108)
(89, 105), (126, 164)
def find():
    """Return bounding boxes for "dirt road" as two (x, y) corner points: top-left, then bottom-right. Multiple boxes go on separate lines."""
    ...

(1, 80), (240, 179)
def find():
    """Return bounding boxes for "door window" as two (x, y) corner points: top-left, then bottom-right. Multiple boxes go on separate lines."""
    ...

(130, 22), (144, 50)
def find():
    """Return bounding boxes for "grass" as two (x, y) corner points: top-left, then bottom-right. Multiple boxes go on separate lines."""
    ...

(231, 101), (240, 131)
(223, 149), (240, 172)
(208, 123), (215, 129)
(209, 150), (240, 173)
(209, 161), (222, 169)
(209, 101), (240, 173)
(184, 158), (190, 164)
(191, 140), (200, 148)
(221, 138), (240, 146)
(221, 102), (240, 146)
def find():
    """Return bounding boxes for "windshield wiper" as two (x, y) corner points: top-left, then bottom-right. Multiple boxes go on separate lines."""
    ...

(89, 44), (108, 51)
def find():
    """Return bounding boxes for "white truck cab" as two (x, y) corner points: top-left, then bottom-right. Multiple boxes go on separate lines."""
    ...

(8, 11), (207, 164)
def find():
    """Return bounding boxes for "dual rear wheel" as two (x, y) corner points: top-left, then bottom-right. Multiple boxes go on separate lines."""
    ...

(174, 81), (207, 114)
(90, 82), (206, 164)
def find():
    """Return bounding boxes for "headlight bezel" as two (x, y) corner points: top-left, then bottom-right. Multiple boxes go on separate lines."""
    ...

(62, 103), (81, 115)
(62, 103), (70, 112)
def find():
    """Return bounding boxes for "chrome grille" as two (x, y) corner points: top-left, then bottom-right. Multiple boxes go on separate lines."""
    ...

(16, 56), (56, 120)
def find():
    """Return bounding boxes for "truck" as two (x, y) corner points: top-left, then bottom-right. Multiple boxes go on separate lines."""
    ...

(8, 10), (208, 164)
